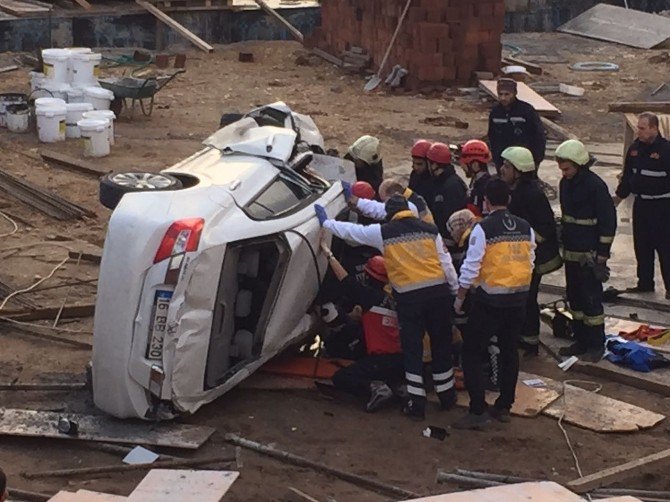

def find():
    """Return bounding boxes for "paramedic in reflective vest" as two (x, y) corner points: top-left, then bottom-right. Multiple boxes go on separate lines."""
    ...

(614, 112), (670, 299)
(315, 195), (459, 420)
(452, 178), (535, 430)
(345, 135), (384, 197)
(500, 146), (563, 356)
(459, 139), (493, 217)
(556, 140), (617, 362)
(409, 139), (433, 201)
(319, 242), (404, 413)
(488, 78), (546, 172)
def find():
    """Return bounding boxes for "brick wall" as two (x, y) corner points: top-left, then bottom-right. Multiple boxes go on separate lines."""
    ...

(309, 0), (505, 89)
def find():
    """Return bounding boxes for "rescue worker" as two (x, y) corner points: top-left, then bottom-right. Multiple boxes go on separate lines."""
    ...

(345, 135), (384, 196)
(409, 139), (433, 201)
(453, 179), (535, 429)
(314, 195), (460, 420)
(556, 140), (617, 361)
(614, 112), (670, 299)
(499, 147), (562, 356)
(488, 78), (546, 172)
(427, 142), (468, 239)
(459, 139), (493, 217)
(319, 243), (404, 412)
(0, 467), (6, 502)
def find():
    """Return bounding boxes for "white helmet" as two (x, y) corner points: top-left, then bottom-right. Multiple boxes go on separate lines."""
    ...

(347, 135), (382, 164)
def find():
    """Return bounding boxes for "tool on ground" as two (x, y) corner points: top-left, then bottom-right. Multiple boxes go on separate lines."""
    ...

(364, 0), (412, 92)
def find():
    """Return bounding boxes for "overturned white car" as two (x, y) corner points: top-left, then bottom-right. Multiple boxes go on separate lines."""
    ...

(92, 103), (351, 419)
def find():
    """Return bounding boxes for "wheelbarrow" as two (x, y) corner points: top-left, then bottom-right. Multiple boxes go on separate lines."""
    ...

(98, 68), (185, 118)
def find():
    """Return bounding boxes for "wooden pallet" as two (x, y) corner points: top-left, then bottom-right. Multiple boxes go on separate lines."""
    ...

(0, 0), (50, 17)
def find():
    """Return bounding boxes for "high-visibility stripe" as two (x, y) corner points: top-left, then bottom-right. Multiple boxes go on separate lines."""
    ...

(509, 117), (527, 123)
(562, 215), (597, 226)
(584, 314), (605, 327)
(433, 369), (454, 381)
(394, 277), (446, 293)
(405, 372), (423, 384)
(640, 169), (668, 177)
(435, 381), (454, 393)
(479, 283), (530, 295)
(407, 385), (427, 397)
(453, 317), (468, 325)
(492, 118), (508, 124)
(640, 192), (670, 200)
(599, 236), (614, 244)
(569, 309), (584, 320)
(562, 250), (594, 262)
(535, 254), (563, 275)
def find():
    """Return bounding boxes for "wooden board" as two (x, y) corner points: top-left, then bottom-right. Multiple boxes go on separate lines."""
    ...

(49, 491), (126, 501)
(558, 4), (670, 50)
(542, 384), (665, 433)
(401, 481), (583, 501)
(41, 150), (112, 178)
(479, 80), (561, 117)
(0, 408), (215, 450)
(136, 0), (214, 53)
(128, 469), (239, 501)
(567, 448), (670, 493)
(454, 372), (562, 417)
(0, 0), (49, 16)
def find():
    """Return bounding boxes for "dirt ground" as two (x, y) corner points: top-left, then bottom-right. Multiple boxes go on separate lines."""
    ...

(1, 33), (670, 500)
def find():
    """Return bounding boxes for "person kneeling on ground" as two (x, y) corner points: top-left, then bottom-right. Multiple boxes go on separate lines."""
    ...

(320, 237), (404, 412)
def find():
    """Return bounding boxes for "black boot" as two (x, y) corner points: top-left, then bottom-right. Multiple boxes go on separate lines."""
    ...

(558, 342), (587, 357)
(438, 391), (457, 411)
(402, 398), (425, 421)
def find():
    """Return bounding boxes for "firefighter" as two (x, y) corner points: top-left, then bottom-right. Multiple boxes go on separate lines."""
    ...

(344, 178), (433, 224)
(409, 139), (433, 201)
(427, 142), (468, 239)
(345, 135), (384, 196)
(453, 179), (535, 429)
(488, 78), (546, 172)
(499, 147), (562, 356)
(556, 140), (617, 361)
(319, 242), (404, 412)
(459, 139), (493, 217)
(614, 112), (670, 299)
(315, 195), (459, 420)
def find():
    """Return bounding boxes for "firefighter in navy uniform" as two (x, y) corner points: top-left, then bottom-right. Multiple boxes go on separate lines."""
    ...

(556, 140), (617, 361)
(426, 142), (468, 239)
(614, 112), (670, 299)
(345, 135), (384, 196)
(488, 78), (546, 173)
(499, 147), (562, 356)
(453, 179), (535, 429)
(459, 139), (493, 217)
(315, 195), (460, 420)
(409, 139), (434, 201)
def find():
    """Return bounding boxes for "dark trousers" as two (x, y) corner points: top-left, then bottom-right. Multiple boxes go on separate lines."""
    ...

(463, 299), (524, 415)
(521, 272), (542, 346)
(332, 354), (404, 397)
(633, 198), (670, 291)
(565, 260), (605, 349)
(396, 294), (454, 409)
(324, 321), (366, 360)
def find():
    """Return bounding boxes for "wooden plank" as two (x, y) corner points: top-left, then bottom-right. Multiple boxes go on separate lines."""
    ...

(567, 448), (670, 494)
(0, 0), (48, 16)
(72, 0), (91, 10)
(479, 80), (561, 117)
(310, 48), (343, 67)
(0, 408), (215, 449)
(609, 102), (670, 114)
(0, 65), (18, 73)
(542, 383), (665, 433)
(49, 491), (126, 501)
(41, 150), (111, 178)
(401, 481), (583, 502)
(135, 0), (214, 53)
(573, 359), (670, 398)
(68, 250), (102, 264)
(2, 303), (95, 322)
(128, 470), (239, 501)
(558, 4), (670, 50)
(253, 0), (304, 43)
(541, 117), (578, 141)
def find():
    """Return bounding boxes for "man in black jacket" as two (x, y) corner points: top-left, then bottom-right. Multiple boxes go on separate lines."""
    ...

(556, 140), (617, 362)
(500, 147), (562, 356)
(614, 112), (670, 299)
(345, 135), (384, 196)
(488, 79), (546, 172)
(426, 142), (468, 239)
(409, 139), (434, 201)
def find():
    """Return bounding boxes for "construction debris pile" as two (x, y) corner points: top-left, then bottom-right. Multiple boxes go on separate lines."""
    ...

(310, 0), (504, 88)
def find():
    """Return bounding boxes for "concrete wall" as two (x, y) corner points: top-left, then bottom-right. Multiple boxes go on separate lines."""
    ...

(505, 0), (670, 32)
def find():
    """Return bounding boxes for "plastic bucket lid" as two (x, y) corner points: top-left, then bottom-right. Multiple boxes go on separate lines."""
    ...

(83, 110), (116, 120)
(84, 87), (114, 100)
(42, 81), (70, 92)
(35, 97), (67, 108)
(42, 48), (71, 61)
(67, 47), (92, 54)
(72, 52), (102, 62)
(66, 102), (94, 112)
(36, 105), (67, 117)
(77, 118), (108, 132)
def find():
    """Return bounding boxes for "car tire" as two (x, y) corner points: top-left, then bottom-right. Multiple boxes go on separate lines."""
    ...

(99, 172), (183, 210)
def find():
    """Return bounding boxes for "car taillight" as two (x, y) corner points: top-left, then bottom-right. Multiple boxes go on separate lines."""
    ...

(154, 218), (204, 263)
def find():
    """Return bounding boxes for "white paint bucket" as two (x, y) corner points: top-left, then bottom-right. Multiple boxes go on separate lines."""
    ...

(29, 71), (46, 92)
(42, 48), (71, 83)
(66, 87), (84, 103)
(6, 104), (30, 133)
(83, 86), (114, 110)
(66, 47), (91, 83)
(36, 103), (67, 143)
(35, 97), (66, 109)
(66, 102), (93, 138)
(82, 109), (115, 145)
(78, 118), (110, 157)
(41, 81), (70, 102)
(71, 52), (101, 87)
(0, 93), (28, 128)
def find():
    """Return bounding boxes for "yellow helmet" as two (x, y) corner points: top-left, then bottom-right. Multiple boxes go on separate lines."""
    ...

(501, 146), (535, 172)
(347, 135), (382, 164)
(555, 139), (590, 166)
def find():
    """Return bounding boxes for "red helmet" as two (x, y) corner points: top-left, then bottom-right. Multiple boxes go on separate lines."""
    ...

(427, 142), (452, 165)
(364, 256), (388, 283)
(460, 139), (491, 164)
(352, 181), (375, 200)
(411, 139), (432, 158)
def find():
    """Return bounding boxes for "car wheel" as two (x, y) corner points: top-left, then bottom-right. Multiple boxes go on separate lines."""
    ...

(99, 172), (183, 210)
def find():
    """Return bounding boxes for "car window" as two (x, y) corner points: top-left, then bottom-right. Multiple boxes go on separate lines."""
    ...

(245, 174), (315, 219)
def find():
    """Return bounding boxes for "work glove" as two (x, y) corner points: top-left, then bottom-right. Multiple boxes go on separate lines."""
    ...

(454, 296), (465, 315)
(593, 262), (610, 283)
(314, 204), (328, 227)
(341, 181), (352, 202)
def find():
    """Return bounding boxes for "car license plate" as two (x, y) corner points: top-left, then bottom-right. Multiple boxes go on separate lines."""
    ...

(146, 290), (172, 361)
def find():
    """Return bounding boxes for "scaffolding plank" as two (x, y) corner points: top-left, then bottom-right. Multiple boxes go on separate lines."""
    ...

(479, 80), (561, 117)
(136, 0), (214, 53)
